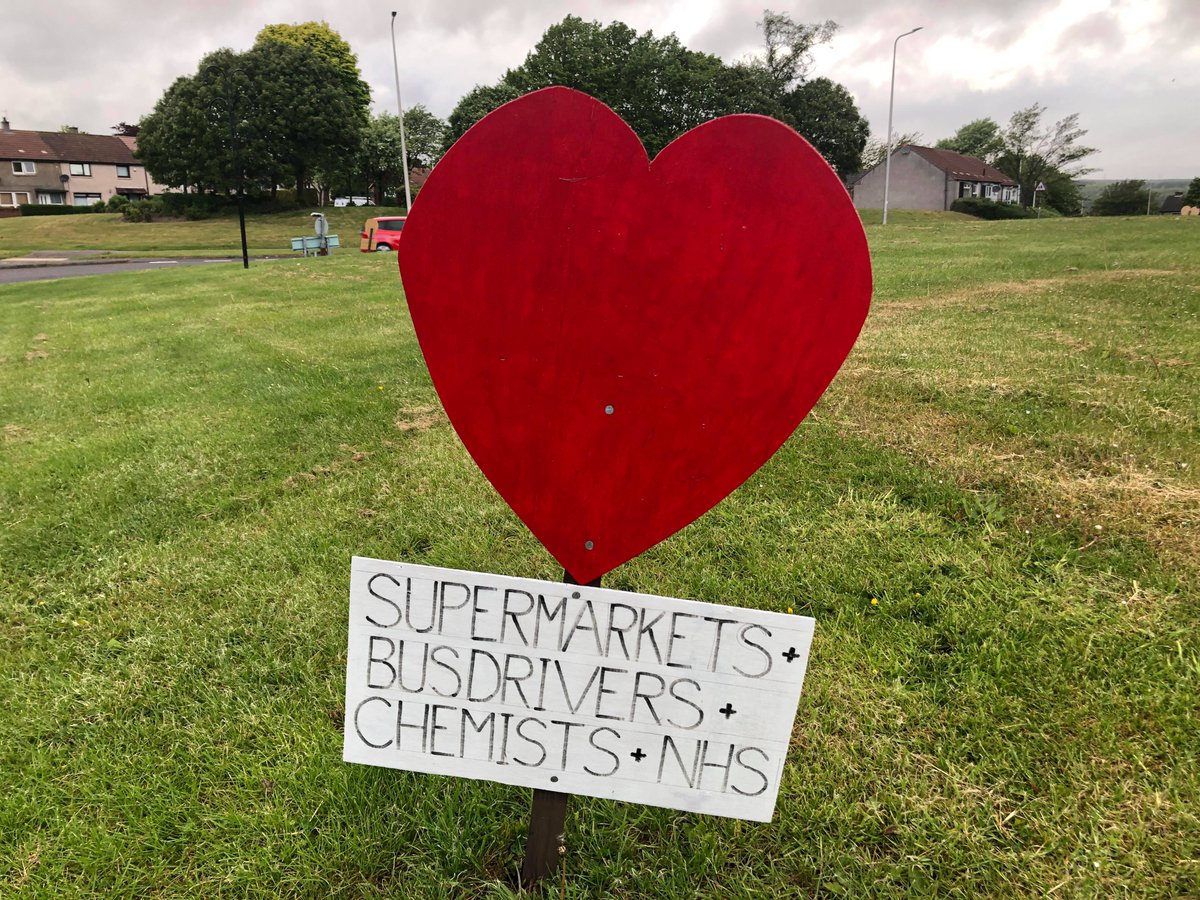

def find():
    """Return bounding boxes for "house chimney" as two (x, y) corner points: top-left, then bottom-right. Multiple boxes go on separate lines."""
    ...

(1, 117), (10, 133)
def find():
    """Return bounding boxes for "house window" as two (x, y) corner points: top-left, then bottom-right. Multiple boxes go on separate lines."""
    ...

(116, 164), (131, 178)
(69, 163), (92, 176)
(959, 181), (976, 198)
(73, 192), (102, 206)
(11, 160), (36, 175)
(0, 191), (33, 207)
(37, 191), (65, 205)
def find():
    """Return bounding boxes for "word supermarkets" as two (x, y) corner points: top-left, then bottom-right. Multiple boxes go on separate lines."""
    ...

(344, 558), (814, 821)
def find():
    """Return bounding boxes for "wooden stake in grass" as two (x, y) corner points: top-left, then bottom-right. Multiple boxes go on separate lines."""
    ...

(519, 570), (600, 889)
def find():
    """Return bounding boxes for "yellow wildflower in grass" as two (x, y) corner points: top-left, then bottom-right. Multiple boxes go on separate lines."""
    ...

(870, 597), (878, 605)
(787, 606), (793, 614)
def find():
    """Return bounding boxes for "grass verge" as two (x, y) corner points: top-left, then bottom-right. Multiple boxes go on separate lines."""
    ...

(1, 216), (1197, 897)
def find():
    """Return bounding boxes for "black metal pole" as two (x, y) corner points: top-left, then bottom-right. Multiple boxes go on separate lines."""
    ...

(236, 164), (248, 269)
(223, 72), (249, 270)
(519, 570), (601, 889)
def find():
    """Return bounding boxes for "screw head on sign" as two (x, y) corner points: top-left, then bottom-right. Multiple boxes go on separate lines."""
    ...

(604, 405), (614, 415)
(584, 540), (594, 550)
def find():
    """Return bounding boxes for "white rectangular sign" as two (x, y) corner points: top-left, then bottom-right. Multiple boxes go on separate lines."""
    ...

(343, 557), (815, 822)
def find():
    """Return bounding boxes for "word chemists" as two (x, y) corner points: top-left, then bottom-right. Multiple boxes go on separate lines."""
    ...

(344, 559), (814, 822)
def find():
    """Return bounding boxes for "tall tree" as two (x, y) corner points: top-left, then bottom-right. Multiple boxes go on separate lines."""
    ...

(138, 38), (366, 201)
(443, 83), (523, 151)
(1184, 176), (1200, 207)
(255, 21), (371, 115)
(137, 49), (255, 193)
(442, 12), (868, 176)
(246, 37), (366, 200)
(1091, 179), (1149, 216)
(500, 16), (729, 158)
(758, 12), (837, 85)
(998, 104), (1096, 206)
(860, 132), (923, 171)
(359, 107), (447, 204)
(779, 78), (868, 177)
(935, 118), (1004, 163)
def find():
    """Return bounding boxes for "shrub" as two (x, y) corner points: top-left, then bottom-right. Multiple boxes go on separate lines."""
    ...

(122, 200), (158, 223)
(17, 204), (85, 216)
(106, 195), (131, 213)
(951, 197), (1041, 220)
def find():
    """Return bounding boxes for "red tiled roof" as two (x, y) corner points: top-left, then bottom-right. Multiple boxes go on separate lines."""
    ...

(0, 130), (137, 165)
(903, 145), (1017, 186)
(0, 130), (57, 160)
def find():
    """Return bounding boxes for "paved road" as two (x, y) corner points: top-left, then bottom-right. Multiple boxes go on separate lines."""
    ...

(0, 257), (243, 285)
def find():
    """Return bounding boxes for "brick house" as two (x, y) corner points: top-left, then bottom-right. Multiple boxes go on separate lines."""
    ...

(0, 118), (163, 213)
(850, 144), (1019, 212)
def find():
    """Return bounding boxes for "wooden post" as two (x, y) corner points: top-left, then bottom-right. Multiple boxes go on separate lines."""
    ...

(519, 571), (601, 889)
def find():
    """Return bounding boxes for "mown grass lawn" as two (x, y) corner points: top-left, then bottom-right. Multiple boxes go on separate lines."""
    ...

(0, 207), (407, 260)
(1, 216), (1197, 897)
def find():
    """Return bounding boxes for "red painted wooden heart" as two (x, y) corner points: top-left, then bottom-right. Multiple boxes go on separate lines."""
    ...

(398, 87), (871, 584)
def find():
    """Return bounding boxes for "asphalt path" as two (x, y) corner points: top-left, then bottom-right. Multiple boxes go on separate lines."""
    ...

(0, 257), (244, 285)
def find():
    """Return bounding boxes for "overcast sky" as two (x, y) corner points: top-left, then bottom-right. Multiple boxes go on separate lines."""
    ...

(3, 1), (1196, 179)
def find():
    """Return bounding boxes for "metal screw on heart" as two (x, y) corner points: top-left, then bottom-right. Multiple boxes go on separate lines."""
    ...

(604, 404), (614, 415)
(584, 541), (594, 550)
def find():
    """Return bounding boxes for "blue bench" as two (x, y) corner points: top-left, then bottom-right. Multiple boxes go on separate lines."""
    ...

(290, 235), (341, 256)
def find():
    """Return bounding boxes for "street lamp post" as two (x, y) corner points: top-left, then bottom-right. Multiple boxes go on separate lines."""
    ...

(390, 11), (413, 212)
(881, 26), (923, 226)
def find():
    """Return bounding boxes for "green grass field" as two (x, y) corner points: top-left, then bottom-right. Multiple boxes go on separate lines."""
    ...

(0, 207), (407, 260)
(1, 207), (967, 260)
(1, 215), (1197, 897)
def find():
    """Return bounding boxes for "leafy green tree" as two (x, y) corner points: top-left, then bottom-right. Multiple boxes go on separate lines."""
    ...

(255, 21), (371, 115)
(137, 75), (207, 190)
(443, 83), (523, 151)
(1184, 177), (1200, 207)
(1040, 168), (1083, 216)
(998, 104), (1096, 206)
(501, 16), (728, 158)
(779, 78), (868, 177)
(442, 12), (868, 176)
(246, 38), (365, 200)
(402, 105), (446, 168)
(758, 13), (837, 85)
(138, 38), (366, 202)
(138, 49), (256, 193)
(860, 131), (923, 171)
(359, 107), (446, 204)
(936, 118), (1005, 163)
(1091, 179), (1149, 216)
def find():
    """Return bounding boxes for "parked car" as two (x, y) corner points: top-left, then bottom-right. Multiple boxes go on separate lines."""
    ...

(335, 196), (375, 208)
(360, 216), (406, 252)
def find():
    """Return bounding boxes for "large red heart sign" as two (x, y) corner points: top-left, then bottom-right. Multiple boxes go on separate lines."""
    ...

(398, 87), (871, 585)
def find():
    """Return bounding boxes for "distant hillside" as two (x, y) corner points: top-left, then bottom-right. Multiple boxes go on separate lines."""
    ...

(1076, 179), (1192, 208)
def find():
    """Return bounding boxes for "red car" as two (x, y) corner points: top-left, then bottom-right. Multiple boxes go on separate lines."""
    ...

(360, 216), (406, 252)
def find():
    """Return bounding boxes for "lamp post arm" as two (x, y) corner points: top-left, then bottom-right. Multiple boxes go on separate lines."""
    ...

(391, 13), (413, 212)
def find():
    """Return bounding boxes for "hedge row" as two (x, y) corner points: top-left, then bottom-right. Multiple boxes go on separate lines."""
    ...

(17, 203), (105, 217)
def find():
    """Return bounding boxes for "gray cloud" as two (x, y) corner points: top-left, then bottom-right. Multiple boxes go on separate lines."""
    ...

(1, 1), (1196, 178)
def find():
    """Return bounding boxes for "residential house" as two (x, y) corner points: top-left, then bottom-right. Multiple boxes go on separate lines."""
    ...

(0, 118), (163, 213)
(1159, 192), (1185, 215)
(850, 144), (1020, 212)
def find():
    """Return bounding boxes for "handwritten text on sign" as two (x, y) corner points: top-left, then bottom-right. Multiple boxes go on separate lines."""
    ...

(343, 558), (814, 821)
